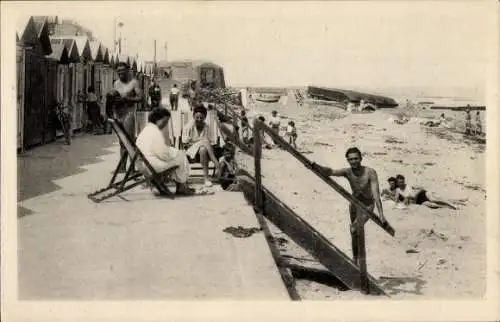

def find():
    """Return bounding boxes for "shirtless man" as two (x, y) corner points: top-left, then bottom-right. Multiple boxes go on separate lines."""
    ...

(313, 147), (386, 263)
(108, 62), (143, 172)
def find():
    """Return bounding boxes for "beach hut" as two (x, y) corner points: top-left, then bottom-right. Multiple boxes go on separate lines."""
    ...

(51, 35), (92, 131)
(100, 46), (114, 98)
(89, 40), (104, 98)
(117, 54), (130, 66)
(157, 60), (226, 94)
(46, 43), (69, 106)
(130, 56), (138, 75)
(50, 37), (79, 108)
(18, 16), (55, 148)
(16, 42), (25, 151)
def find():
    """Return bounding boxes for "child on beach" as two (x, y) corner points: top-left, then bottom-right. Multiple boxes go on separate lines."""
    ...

(216, 143), (240, 191)
(240, 110), (250, 143)
(286, 120), (297, 148)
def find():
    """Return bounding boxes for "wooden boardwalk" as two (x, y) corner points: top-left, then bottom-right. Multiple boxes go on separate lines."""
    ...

(17, 121), (289, 300)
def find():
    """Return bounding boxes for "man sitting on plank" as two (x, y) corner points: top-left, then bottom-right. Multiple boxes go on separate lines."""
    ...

(135, 107), (197, 196)
(182, 105), (220, 187)
(312, 147), (387, 264)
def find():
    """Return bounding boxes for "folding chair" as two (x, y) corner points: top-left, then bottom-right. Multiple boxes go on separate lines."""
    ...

(88, 118), (179, 203)
(177, 108), (223, 178)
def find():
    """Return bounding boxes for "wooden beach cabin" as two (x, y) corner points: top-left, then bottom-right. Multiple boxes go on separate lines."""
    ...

(89, 40), (104, 99)
(49, 37), (80, 109)
(156, 60), (226, 96)
(99, 46), (115, 115)
(18, 16), (54, 149)
(52, 36), (92, 131)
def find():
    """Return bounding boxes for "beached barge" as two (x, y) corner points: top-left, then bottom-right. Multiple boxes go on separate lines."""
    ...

(307, 86), (398, 108)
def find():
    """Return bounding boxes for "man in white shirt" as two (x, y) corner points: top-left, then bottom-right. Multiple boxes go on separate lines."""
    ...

(108, 62), (143, 172)
(169, 84), (180, 111)
(136, 107), (195, 195)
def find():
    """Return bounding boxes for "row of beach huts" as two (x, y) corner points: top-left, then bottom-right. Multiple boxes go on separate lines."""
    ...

(16, 16), (156, 152)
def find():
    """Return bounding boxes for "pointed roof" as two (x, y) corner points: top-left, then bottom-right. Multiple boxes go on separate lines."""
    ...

(130, 56), (137, 70)
(20, 16), (52, 55)
(50, 35), (91, 62)
(45, 43), (69, 64)
(50, 37), (79, 63)
(89, 40), (103, 62)
(73, 36), (92, 62)
(101, 46), (110, 64)
(16, 32), (19, 43)
(116, 54), (130, 66)
(109, 52), (116, 67)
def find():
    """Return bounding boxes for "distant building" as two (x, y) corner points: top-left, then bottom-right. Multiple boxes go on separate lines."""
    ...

(46, 17), (95, 39)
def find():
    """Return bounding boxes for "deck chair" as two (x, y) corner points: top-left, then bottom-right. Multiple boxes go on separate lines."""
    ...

(177, 108), (224, 178)
(88, 118), (178, 203)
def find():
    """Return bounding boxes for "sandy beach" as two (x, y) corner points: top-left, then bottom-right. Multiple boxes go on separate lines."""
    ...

(236, 91), (486, 299)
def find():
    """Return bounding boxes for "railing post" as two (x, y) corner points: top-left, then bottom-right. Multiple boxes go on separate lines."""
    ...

(232, 109), (239, 143)
(253, 119), (263, 214)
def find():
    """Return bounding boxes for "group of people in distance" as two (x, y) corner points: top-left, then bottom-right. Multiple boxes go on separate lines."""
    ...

(239, 109), (297, 149)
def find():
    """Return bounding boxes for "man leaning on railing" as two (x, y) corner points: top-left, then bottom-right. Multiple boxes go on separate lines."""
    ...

(312, 147), (387, 264)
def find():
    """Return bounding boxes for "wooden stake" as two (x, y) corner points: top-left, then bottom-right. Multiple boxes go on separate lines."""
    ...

(253, 119), (263, 213)
(356, 206), (370, 294)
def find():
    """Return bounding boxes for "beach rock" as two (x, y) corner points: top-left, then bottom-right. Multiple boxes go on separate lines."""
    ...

(437, 258), (447, 265)
(406, 248), (419, 254)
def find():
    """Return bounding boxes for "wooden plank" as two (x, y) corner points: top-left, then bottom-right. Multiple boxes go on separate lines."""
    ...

(217, 103), (393, 236)
(237, 172), (387, 296)
(254, 119), (395, 237)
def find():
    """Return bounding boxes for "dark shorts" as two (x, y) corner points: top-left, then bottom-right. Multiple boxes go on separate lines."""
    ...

(415, 190), (429, 205)
(349, 199), (374, 223)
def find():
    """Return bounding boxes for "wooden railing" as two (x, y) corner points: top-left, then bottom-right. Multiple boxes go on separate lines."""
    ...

(216, 102), (395, 294)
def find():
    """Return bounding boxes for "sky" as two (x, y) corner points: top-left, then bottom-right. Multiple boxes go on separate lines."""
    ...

(11, 1), (496, 91)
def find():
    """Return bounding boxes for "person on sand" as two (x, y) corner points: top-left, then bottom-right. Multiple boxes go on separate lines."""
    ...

(216, 143), (240, 191)
(381, 177), (398, 202)
(240, 110), (250, 143)
(394, 174), (457, 210)
(182, 105), (220, 187)
(286, 120), (298, 149)
(148, 78), (162, 108)
(169, 84), (180, 111)
(257, 115), (274, 149)
(135, 107), (198, 196)
(464, 107), (472, 135)
(475, 111), (482, 135)
(312, 147), (387, 264)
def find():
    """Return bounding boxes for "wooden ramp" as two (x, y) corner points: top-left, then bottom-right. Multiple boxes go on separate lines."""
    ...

(237, 171), (388, 296)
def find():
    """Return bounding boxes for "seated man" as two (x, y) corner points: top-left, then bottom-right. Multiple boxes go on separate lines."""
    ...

(394, 174), (457, 209)
(182, 105), (220, 187)
(135, 107), (196, 196)
(381, 176), (398, 201)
